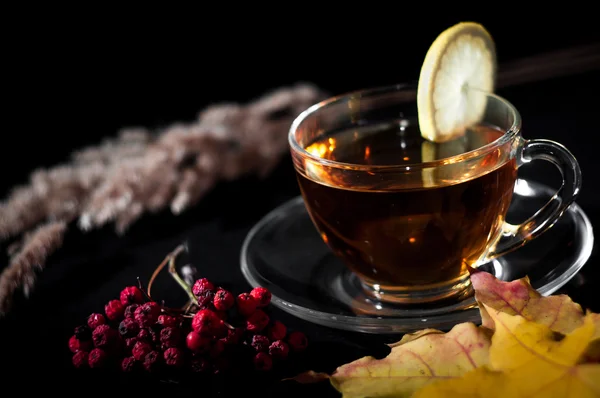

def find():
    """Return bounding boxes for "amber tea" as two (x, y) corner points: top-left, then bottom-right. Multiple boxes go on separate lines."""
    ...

(297, 121), (517, 299)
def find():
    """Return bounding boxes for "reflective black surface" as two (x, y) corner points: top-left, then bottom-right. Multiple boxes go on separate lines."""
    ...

(1, 21), (599, 395)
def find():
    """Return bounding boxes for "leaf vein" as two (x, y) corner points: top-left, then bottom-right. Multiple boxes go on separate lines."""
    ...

(405, 349), (436, 376)
(490, 289), (524, 315)
(451, 337), (478, 369)
(547, 299), (564, 330)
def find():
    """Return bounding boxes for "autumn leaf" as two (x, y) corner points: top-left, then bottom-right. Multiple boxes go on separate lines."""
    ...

(471, 271), (599, 362)
(387, 328), (445, 347)
(583, 312), (600, 363)
(412, 305), (600, 398)
(290, 272), (599, 397)
(471, 271), (585, 335)
(325, 322), (490, 398)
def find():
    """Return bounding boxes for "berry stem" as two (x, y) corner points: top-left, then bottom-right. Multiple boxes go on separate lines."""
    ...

(147, 244), (192, 302)
(143, 244), (198, 314)
(183, 300), (196, 315)
(167, 249), (198, 307)
(137, 277), (154, 302)
(146, 252), (171, 299)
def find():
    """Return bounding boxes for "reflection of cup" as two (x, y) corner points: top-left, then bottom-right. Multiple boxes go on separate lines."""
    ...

(288, 84), (581, 304)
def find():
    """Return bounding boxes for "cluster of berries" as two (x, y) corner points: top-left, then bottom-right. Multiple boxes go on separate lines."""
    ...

(68, 279), (307, 375)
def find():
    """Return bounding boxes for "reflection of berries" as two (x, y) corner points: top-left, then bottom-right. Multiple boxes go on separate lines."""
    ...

(269, 340), (289, 360)
(121, 356), (137, 372)
(213, 289), (234, 311)
(287, 331), (308, 352)
(119, 318), (140, 338)
(120, 286), (143, 305)
(250, 287), (271, 308)
(246, 310), (269, 333)
(192, 278), (215, 297)
(237, 293), (258, 317)
(164, 347), (184, 367)
(186, 331), (211, 353)
(92, 324), (118, 349)
(135, 302), (160, 328)
(157, 314), (178, 328)
(143, 351), (162, 372)
(105, 299), (125, 321)
(87, 313), (106, 330)
(253, 352), (272, 371)
(268, 321), (287, 341)
(69, 335), (92, 353)
(160, 326), (181, 348)
(213, 357), (231, 374)
(251, 335), (270, 352)
(132, 341), (153, 361)
(72, 351), (89, 369)
(190, 357), (211, 373)
(124, 304), (140, 319)
(192, 309), (221, 335)
(88, 348), (108, 368)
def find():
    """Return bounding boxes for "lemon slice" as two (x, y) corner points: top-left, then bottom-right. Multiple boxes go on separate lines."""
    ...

(417, 22), (497, 143)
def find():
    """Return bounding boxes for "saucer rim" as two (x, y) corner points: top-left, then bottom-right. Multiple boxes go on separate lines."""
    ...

(240, 179), (595, 334)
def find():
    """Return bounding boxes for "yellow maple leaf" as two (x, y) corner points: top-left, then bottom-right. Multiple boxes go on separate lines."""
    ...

(289, 273), (600, 397)
(582, 312), (600, 363)
(412, 305), (600, 397)
(471, 272), (599, 363)
(327, 322), (490, 398)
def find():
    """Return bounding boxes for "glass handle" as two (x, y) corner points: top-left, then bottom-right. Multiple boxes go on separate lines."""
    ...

(484, 139), (582, 261)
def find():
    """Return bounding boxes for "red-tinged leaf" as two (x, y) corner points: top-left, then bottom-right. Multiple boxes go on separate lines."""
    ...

(472, 271), (600, 364)
(327, 322), (490, 398)
(471, 271), (585, 335)
(413, 306), (600, 398)
(290, 272), (599, 398)
(387, 328), (444, 348)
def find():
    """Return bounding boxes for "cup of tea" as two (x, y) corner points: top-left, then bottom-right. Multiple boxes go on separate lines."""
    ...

(288, 83), (581, 304)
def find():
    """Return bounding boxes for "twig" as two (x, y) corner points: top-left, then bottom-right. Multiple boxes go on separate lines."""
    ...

(167, 246), (197, 306)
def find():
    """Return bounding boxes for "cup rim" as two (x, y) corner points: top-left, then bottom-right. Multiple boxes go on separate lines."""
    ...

(288, 83), (522, 171)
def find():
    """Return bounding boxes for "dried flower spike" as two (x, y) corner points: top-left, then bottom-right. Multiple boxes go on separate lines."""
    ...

(0, 83), (327, 317)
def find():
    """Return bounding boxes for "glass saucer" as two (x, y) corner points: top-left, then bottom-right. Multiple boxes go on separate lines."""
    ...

(240, 179), (594, 334)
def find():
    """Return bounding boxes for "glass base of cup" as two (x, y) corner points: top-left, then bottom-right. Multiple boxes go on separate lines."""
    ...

(358, 273), (474, 305)
(327, 269), (476, 317)
(239, 180), (594, 333)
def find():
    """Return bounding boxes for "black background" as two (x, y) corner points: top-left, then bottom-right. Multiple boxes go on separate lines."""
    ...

(1, 8), (600, 396)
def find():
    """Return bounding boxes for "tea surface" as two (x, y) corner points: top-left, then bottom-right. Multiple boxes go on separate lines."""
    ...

(298, 121), (517, 289)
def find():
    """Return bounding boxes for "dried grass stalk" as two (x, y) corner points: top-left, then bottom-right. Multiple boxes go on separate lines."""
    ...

(0, 82), (327, 316)
(0, 221), (67, 316)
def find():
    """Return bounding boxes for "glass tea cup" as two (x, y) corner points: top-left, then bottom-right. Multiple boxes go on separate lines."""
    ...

(288, 83), (581, 304)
